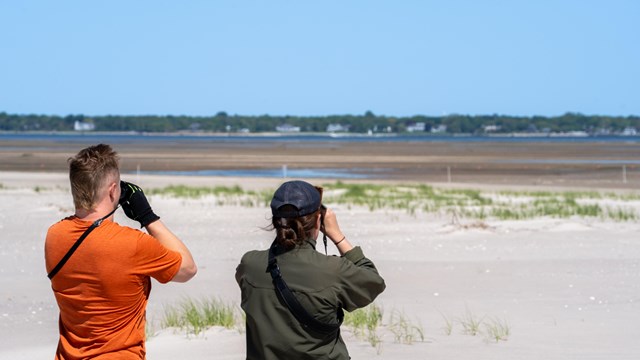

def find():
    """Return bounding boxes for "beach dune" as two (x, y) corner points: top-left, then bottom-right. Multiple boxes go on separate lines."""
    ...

(1, 169), (639, 359)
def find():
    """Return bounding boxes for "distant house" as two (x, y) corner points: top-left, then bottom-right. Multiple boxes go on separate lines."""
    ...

(74, 121), (95, 131)
(594, 127), (612, 136)
(406, 122), (426, 133)
(483, 124), (501, 133)
(276, 124), (300, 132)
(326, 123), (350, 133)
(431, 124), (447, 134)
(622, 127), (638, 136)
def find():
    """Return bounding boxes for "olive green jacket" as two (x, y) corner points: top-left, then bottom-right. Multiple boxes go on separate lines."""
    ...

(235, 239), (386, 360)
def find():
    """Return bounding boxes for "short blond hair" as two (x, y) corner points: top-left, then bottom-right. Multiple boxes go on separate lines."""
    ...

(68, 144), (120, 210)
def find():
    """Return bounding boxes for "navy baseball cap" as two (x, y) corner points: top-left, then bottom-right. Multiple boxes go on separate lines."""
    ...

(270, 180), (321, 218)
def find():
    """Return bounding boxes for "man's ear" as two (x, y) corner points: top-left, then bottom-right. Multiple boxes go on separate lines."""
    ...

(108, 181), (118, 202)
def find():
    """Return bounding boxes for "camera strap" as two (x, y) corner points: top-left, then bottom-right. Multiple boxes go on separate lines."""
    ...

(267, 242), (343, 334)
(47, 207), (118, 280)
(320, 205), (328, 255)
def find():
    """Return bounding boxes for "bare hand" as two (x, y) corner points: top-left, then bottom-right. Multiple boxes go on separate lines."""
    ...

(321, 207), (345, 244)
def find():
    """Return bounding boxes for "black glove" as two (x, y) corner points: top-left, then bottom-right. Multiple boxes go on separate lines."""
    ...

(119, 181), (160, 227)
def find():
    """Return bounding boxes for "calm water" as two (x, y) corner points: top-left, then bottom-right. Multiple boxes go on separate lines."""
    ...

(497, 159), (640, 165)
(1, 132), (639, 145)
(141, 168), (381, 179)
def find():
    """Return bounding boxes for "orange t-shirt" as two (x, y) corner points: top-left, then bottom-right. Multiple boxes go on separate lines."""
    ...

(45, 216), (182, 360)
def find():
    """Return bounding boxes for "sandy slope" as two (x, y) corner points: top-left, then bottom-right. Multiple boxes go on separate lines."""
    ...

(1, 172), (639, 359)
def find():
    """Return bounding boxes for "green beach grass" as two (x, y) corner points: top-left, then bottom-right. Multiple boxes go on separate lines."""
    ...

(484, 317), (510, 343)
(158, 297), (240, 336)
(388, 310), (425, 345)
(148, 182), (639, 222)
(154, 298), (428, 353)
(148, 184), (272, 207)
(344, 303), (384, 351)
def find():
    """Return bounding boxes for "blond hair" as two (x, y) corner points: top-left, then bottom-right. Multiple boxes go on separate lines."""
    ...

(68, 144), (120, 210)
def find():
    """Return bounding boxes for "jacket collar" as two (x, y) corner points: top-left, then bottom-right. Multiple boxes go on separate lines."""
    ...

(301, 238), (317, 249)
(272, 238), (317, 255)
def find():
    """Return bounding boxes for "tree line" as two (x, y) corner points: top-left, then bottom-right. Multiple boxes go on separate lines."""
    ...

(1, 111), (638, 135)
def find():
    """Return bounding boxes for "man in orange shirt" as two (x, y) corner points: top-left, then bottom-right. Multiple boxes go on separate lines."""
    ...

(45, 144), (197, 359)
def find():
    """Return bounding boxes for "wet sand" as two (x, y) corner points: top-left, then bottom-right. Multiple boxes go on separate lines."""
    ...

(1, 135), (639, 189)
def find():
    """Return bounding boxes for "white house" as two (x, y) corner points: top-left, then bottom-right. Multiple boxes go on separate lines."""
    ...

(406, 122), (426, 132)
(431, 124), (447, 134)
(483, 124), (501, 133)
(326, 124), (349, 132)
(74, 121), (95, 131)
(276, 124), (301, 132)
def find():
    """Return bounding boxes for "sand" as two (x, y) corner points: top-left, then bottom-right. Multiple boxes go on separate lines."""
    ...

(1, 169), (640, 359)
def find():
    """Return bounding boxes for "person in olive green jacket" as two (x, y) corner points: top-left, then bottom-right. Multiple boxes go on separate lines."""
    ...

(235, 180), (386, 360)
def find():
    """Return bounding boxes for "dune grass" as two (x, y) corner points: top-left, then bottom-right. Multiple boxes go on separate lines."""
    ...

(458, 308), (485, 336)
(439, 311), (454, 336)
(344, 303), (384, 351)
(484, 317), (510, 342)
(327, 182), (638, 221)
(324, 182), (494, 216)
(159, 297), (240, 336)
(149, 184), (271, 207)
(388, 310), (425, 345)
(343, 303), (383, 335)
(146, 182), (639, 222)
(449, 308), (510, 343)
(150, 184), (245, 197)
(155, 297), (512, 350)
(343, 303), (428, 353)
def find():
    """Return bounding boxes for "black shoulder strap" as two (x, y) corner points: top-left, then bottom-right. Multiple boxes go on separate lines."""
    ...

(47, 207), (117, 280)
(267, 243), (343, 334)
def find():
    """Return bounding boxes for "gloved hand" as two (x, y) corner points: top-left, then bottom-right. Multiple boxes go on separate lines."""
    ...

(119, 181), (160, 227)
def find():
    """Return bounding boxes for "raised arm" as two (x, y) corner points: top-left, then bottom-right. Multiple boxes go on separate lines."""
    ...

(320, 207), (353, 255)
(120, 181), (197, 282)
(146, 220), (197, 282)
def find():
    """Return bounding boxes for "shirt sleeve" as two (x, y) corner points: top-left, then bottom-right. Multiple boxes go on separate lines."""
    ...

(336, 246), (386, 312)
(133, 232), (182, 283)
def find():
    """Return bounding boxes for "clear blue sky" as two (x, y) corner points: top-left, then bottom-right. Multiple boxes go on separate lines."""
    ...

(1, 1), (638, 117)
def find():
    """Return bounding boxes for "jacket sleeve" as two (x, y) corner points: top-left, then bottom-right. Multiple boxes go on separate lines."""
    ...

(336, 246), (386, 312)
(235, 255), (246, 286)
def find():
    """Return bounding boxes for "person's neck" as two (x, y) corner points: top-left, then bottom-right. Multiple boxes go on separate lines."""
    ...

(75, 204), (115, 223)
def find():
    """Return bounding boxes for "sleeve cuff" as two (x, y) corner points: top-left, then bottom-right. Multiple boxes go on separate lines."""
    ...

(342, 246), (365, 263)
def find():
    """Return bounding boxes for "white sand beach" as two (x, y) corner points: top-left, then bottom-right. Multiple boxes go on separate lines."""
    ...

(1, 171), (639, 359)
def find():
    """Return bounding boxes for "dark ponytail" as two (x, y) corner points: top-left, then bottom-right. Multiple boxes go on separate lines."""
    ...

(271, 205), (320, 250)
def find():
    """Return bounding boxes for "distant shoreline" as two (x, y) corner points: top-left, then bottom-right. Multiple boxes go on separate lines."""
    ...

(1, 130), (639, 140)
(0, 130), (399, 138)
